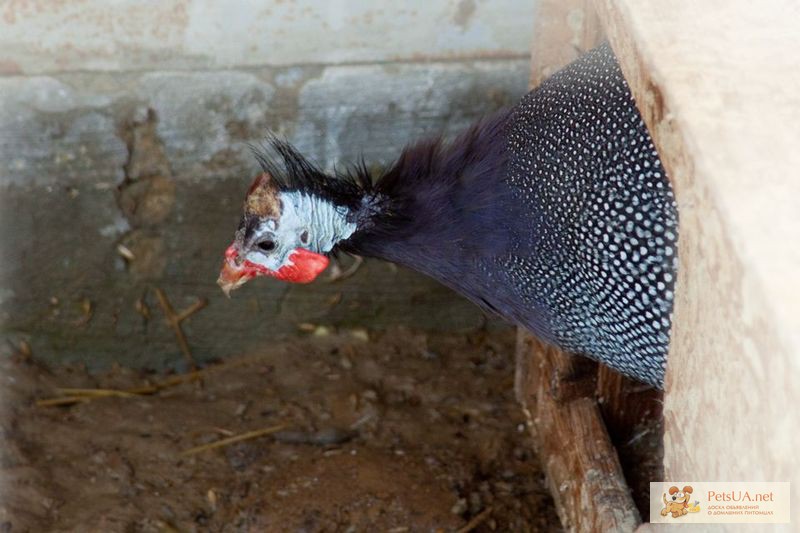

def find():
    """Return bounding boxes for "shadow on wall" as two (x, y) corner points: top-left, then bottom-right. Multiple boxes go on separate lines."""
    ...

(0, 60), (528, 369)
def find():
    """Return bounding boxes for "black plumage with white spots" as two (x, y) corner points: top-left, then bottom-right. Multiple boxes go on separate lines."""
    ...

(500, 44), (678, 385)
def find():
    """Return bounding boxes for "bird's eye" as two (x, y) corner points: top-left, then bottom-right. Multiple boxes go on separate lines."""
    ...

(300, 230), (309, 244)
(257, 240), (276, 252)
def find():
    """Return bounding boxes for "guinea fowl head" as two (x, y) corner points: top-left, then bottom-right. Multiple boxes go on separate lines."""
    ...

(217, 140), (375, 295)
(218, 113), (510, 296)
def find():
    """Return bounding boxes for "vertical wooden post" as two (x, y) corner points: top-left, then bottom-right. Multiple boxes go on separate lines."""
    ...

(590, 0), (800, 522)
(529, 0), (605, 87)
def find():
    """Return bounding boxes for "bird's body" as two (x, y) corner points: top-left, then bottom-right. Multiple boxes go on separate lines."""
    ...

(219, 44), (678, 388)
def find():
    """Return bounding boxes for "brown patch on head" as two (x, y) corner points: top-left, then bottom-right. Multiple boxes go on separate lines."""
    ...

(244, 172), (281, 218)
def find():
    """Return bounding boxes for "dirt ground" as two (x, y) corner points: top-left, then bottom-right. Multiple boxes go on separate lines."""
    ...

(0, 328), (562, 532)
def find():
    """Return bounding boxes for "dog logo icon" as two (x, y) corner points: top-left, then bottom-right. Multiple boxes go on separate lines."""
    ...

(660, 485), (701, 518)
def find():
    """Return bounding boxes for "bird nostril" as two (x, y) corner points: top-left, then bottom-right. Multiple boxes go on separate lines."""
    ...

(224, 244), (246, 267)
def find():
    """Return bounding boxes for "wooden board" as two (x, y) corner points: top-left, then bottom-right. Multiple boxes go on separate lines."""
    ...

(529, 0), (604, 87)
(515, 332), (640, 532)
(591, 0), (800, 527)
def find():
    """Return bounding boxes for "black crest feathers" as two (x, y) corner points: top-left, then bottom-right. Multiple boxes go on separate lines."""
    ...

(249, 136), (374, 211)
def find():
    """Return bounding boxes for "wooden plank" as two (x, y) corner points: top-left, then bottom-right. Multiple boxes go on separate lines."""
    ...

(592, 0), (800, 520)
(529, 0), (604, 87)
(596, 366), (663, 522)
(515, 332), (640, 532)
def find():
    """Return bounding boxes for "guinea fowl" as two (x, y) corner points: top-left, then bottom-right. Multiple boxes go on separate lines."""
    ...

(217, 44), (678, 388)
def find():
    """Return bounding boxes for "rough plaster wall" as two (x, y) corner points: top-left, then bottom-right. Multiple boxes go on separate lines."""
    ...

(0, 0), (534, 74)
(0, 61), (526, 186)
(0, 1), (533, 368)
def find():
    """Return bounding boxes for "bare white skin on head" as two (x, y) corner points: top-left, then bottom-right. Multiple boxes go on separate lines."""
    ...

(242, 191), (357, 271)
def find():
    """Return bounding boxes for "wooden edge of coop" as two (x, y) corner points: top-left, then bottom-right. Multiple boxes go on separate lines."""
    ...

(520, 0), (800, 531)
(514, 332), (642, 532)
(597, 0), (800, 514)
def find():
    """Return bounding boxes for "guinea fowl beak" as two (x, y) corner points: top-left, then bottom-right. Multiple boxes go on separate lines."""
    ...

(217, 245), (251, 297)
(217, 261), (247, 297)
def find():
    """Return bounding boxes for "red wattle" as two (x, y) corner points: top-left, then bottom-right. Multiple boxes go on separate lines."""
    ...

(271, 248), (329, 284)
(222, 244), (328, 286)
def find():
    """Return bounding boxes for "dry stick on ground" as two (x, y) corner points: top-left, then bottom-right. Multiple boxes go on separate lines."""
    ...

(154, 287), (208, 372)
(36, 351), (274, 408)
(36, 389), (137, 407)
(54, 388), (138, 398)
(36, 397), (92, 408)
(35, 346), (275, 408)
(123, 370), (205, 394)
(181, 423), (289, 456)
(455, 507), (493, 533)
(35, 370), (206, 407)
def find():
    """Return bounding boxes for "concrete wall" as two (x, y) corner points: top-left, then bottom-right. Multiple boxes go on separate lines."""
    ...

(0, 1), (534, 368)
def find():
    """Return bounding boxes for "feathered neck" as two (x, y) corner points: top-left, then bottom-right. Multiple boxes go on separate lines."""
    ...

(252, 109), (513, 266)
(350, 110), (514, 266)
